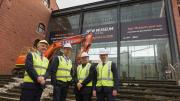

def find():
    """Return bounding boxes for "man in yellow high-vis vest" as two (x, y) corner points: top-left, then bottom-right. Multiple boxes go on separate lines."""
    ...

(20, 40), (49, 101)
(93, 49), (119, 101)
(49, 43), (73, 101)
(74, 52), (95, 101)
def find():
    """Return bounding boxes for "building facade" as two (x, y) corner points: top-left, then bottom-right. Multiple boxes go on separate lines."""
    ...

(0, 0), (58, 75)
(48, 0), (180, 80)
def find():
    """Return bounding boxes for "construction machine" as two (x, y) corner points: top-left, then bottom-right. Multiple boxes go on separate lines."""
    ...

(12, 32), (93, 77)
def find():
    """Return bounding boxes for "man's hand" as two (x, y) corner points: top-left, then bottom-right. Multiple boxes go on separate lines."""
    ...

(37, 76), (45, 85)
(112, 90), (117, 96)
(93, 90), (96, 97)
(77, 82), (82, 91)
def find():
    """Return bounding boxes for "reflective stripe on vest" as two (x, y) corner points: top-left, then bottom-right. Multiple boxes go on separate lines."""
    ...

(77, 63), (92, 86)
(56, 56), (72, 82)
(96, 61), (114, 87)
(23, 52), (49, 83)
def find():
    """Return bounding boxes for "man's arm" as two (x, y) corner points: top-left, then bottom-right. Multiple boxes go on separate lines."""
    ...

(92, 64), (97, 90)
(44, 59), (52, 79)
(25, 53), (38, 83)
(73, 66), (78, 84)
(49, 56), (59, 85)
(81, 64), (95, 87)
(111, 62), (119, 90)
(93, 69), (97, 90)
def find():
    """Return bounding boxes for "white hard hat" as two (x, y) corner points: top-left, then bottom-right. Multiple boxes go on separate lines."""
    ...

(81, 52), (89, 57)
(64, 43), (72, 49)
(38, 40), (49, 46)
(99, 49), (109, 55)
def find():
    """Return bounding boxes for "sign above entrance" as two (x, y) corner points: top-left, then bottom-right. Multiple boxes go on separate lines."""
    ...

(83, 24), (117, 43)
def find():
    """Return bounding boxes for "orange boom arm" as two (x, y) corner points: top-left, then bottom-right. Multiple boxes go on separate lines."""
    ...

(15, 32), (93, 67)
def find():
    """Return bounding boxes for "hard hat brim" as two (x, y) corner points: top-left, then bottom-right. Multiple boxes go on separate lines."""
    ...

(40, 42), (49, 46)
(99, 53), (108, 55)
(81, 56), (89, 58)
(64, 47), (72, 49)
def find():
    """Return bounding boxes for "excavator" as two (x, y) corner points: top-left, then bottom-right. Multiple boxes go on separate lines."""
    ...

(13, 32), (93, 77)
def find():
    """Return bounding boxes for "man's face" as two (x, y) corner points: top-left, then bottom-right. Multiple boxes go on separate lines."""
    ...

(100, 54), (108, 63)
(81, 56), (89, 64)
(64, 47), (72, 57)
(37, 43), (48, 53)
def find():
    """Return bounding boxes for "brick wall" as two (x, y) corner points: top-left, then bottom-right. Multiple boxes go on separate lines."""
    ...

(0, 0), (58, 75)
(171, 0), (180, 52)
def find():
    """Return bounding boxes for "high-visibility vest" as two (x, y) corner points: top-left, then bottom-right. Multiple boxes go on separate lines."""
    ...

(56, 56), (72, 82)
(96, 61), (114, 87)
(23, 52), (49, 83)
(77, 63), (92, 86)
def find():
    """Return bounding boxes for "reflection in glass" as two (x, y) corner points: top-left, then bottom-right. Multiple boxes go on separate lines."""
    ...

(83, 8), (118, 63)
(120, 0), (171, 80)
(48, 14), (80, 64)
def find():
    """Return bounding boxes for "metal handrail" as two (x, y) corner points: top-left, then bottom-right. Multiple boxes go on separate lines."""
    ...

(168, 64), (176, 80)
(166, 63), (180, 86)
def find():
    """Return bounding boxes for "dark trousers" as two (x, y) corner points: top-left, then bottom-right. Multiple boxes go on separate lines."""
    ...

(97, 92), (115, 101)
(53, 84), (69, 101)
(20, 84), (43, 101)
(75, 93), (91, 101)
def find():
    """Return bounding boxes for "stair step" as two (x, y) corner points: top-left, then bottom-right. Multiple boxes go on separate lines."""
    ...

(0, 96), (19, 101)
(135, 83), (180, 89)
(7, 88), (21, 93)
(0, 92), (21, 98)
(0, 75), (12, 79)
(120, 86), (180, 93)
(119, 89), (180, 97)
(121, 80), (176, 85)
(0, 76), (180, 101)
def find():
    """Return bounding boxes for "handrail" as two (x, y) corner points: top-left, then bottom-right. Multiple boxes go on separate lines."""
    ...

(169, 64), (176, 71)
(168, 64), (176, 80)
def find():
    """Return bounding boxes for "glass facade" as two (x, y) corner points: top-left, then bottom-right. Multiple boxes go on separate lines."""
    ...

(49, 0), (174, 80)
(120, 1), (171, 80)
(82, 8), (118, 64)
(48, 14), (80, 64)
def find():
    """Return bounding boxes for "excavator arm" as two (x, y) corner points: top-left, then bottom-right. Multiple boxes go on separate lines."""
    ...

(15, 32), (93, 67)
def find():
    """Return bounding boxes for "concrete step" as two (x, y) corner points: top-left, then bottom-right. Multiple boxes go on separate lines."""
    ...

(0, 76), (180, 101)
(43, 93), (180, 101)
(132, 83), (180, 89)
(0, 79), (15, 82)
(119, 89), (180, 97)
(0, 92), (20, 98)
(7, 88), (21, 93)
(0, 96), (19, 101)
(119, 86), (180, 93)
(0, 75), (12, 79)
(121, 80), (177, 85)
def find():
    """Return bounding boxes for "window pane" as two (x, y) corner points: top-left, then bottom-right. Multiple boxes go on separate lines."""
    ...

(83, 8), (118, 63)
(120, 0), (172, 80)
(49, 14), (80, 43)
(48, 14), (80, 64)
(83, 8), (117, 43)
(37, 23), (45, 33)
